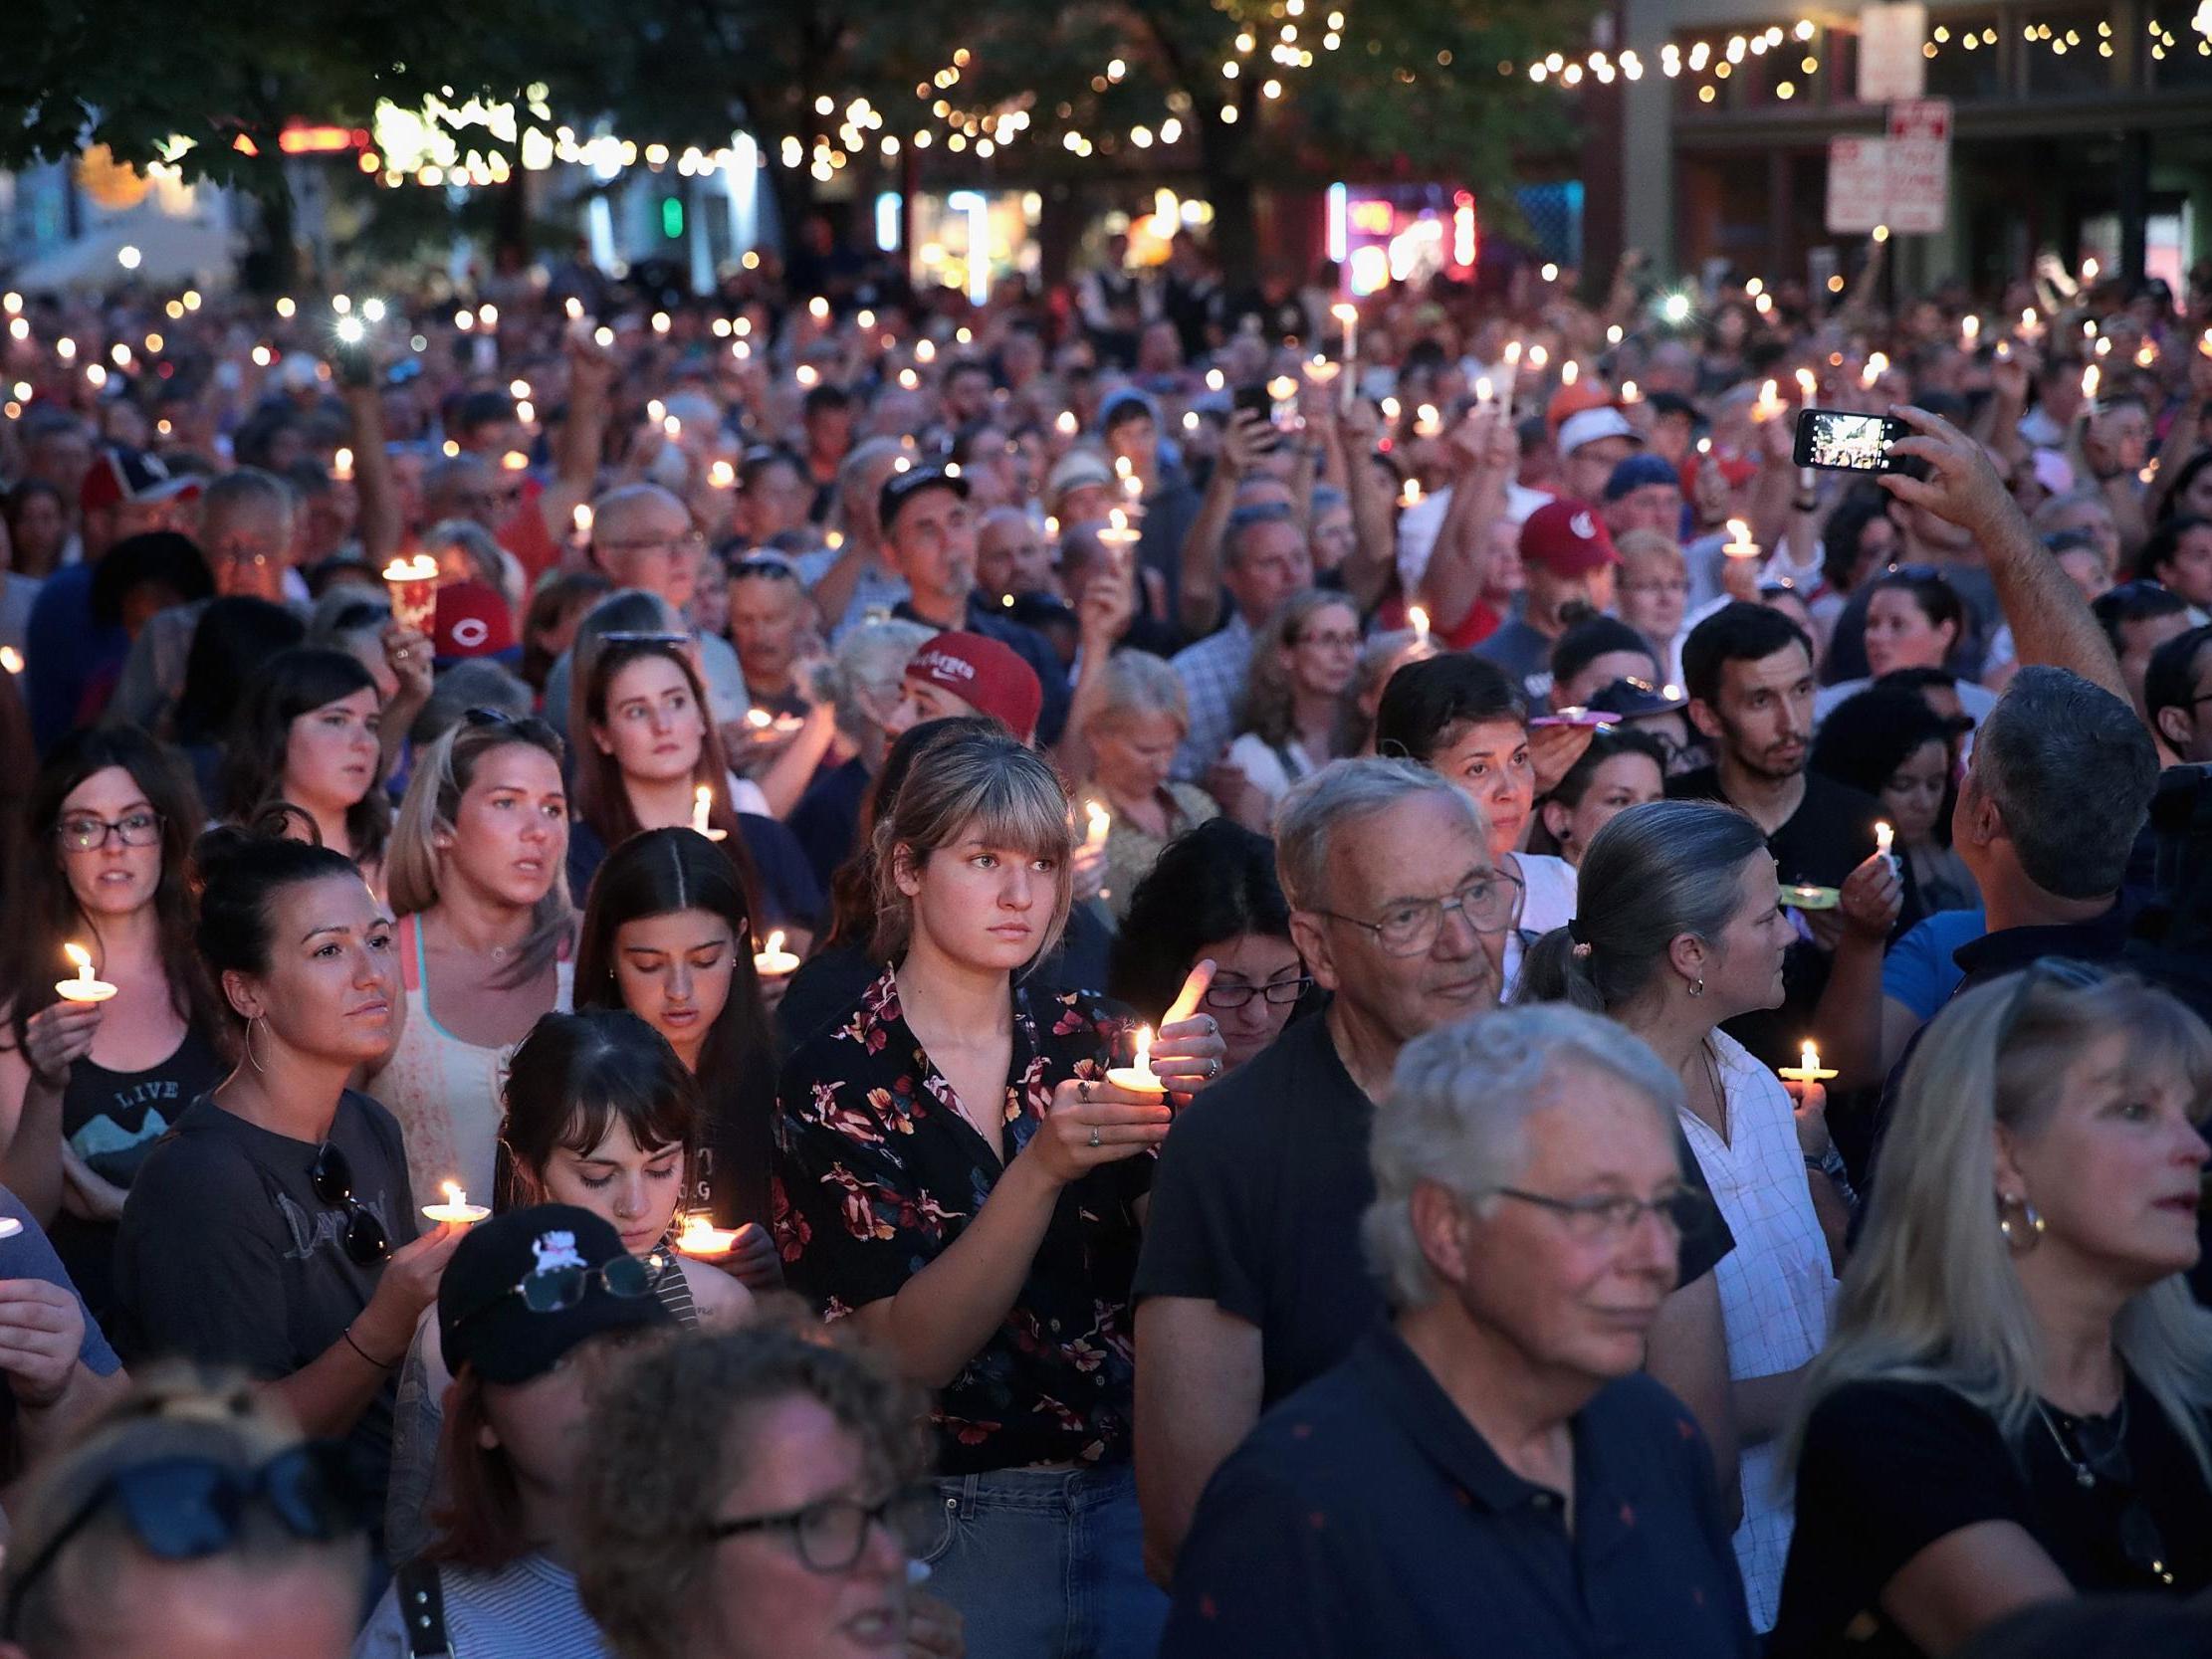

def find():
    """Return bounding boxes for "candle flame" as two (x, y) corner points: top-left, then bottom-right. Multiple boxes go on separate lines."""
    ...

(764, 930), (787, 955)
(0, 646), (21, 675)
(64, 942), (92, 974)
(1086, 800), (1111, 836)
(1331, 302), (1357, 324)
(442, 1181), (463, 1205)
(573, 504), (593, 536)
(1133, 1025), (1153, 1073)
(381, 554), (439, 582)
(1408, 605), (1430, 640)
(1503, 339), (1522, 366)
(1800, 1040), (1820, 1072)
(1475, 375), (1493, 402)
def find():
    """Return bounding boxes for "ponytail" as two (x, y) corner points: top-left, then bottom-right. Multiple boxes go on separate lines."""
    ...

(1513, 926), (1609, 1014)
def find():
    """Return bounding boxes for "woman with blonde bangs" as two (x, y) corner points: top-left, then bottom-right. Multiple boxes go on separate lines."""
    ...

(365, 712), (574, 1208)
(773, 727), (1227, 1659)
(1775, 965), (2212, 1658)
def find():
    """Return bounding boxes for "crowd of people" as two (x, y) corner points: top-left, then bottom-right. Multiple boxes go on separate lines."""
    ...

(0, 226), (2207, 1658)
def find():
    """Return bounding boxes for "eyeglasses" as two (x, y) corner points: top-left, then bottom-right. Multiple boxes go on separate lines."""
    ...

(1488, 1184), (1714, 1242)
(600, 530), (708, 558)
(597, 630), (692, 649)
(0, 1444), (357, 1636)
(2039, 1402), (2174, 1585)
(461, 706), (561, 747)
(1316, 870), (1525, 955)
(1206, 975), (1312, 1010)
(309, 1141), (391, 1267)
(707, 1485), (942, 1573)
(57, 810), (163, 852)
(454, 1252), (653, 1330)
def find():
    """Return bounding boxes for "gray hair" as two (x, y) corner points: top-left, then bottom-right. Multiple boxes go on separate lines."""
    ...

(409, 658), (534, 747)
(1513, 800), (1769, 1014)
(589, 482), (685, 537)
(1973, 666), (2156, 899)
(1224, 501), (1299, 567)
(422, 517), (509, 591)
(827, 618), (935, 739)
(1273, 757), (1476, 913)
(200, 467), (296, 538)
(1091, 651), (1187, 735)
(1364, 1006), (1681, 1309)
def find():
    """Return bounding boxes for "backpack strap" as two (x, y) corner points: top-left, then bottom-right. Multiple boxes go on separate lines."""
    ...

(395, 1557), (454, 1659)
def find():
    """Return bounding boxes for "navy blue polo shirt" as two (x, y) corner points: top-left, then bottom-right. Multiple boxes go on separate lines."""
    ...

(1161, 1328), (1755, 1659)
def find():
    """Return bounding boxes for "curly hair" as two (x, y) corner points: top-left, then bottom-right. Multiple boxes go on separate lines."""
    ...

(573, 1318), (926, 1659)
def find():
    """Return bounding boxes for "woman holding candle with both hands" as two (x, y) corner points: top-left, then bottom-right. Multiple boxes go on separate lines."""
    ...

(366, 711), (575, 1211)
(1515, 798), (1896, 1634)
(774, 727), (1225, 1659)
(574, 826), (783, 1287)
(384, 1008), (752, 1563)
(113, 827), (465, 1557)
(0, 728), (230, 1321)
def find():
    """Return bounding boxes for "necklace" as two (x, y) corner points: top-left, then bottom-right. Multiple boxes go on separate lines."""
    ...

(2035, 1395), (2128, 1490)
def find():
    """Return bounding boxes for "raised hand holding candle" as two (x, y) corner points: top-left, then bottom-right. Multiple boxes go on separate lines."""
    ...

(1874, 821), (1896, 875)
(1105, 1025), (1168, 1097)
(691, 784), (729, 842)
(1778, 1040), (1839, 1085)
(56, 942), (117, 1004)
(753, 930), (800, 978)
(381, 553), (440, 633)
(423, 1181), (491, 1225)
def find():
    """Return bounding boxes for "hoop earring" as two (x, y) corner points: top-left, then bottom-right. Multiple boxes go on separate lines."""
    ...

(1997, 1193), (2046, 1250)
(245, 1016), (268, 1075)
(1687, 977), (1706, 998)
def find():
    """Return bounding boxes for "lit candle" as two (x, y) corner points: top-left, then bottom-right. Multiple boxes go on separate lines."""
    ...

(332, 446), (354, 483)
(1722, 518), (1761, 561)
(1861, 352), (1888, 390)
(1777, 1040), (1839, 1084)
(1332, 300), (1358, 364)
(2082, 363), (2100, 403)
(1105, 1024), (1168, 1097)
(1961, 314), (1980, 348)
(1498, 339), (1522, 409)
(808, 296), (830, 322)
(1794, 367), (1817, 404)
(1475, 375), (1494, 408)
(1083, 799), (1112, 855)
(1620, 379), (1640, 403)
(572, 503), (593, 547)
(1097, 509), (1142, 560)
(691, 784), (729, 842)
(663, 414), (682, 440)
(753, 929), (800, 978)
(1055, 410), (1079, 438)
(381, 553), (441, 633)
(1408, 605), (1431, 648)
(1755, 379), (1785, 423)
(674, 1212), (744, 1256)
(423, 1180), (491, 1225)
(1875, 820), (1895, 868)
(564, 297), (584, 321)
(1414, 403), (1442, 439)
(1303, 354), (1340, 389)
(745, 708), (774, 730)
(55, 942), (117, 1004)
(709, 459), (735, 489)
(2018, 308), (2043, 343)
(1400, 479), (1425, 511)
(0, 646), (21, 675)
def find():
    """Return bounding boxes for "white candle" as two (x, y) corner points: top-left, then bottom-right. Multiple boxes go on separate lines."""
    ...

(1498, 340), (1522, 411)
(1097, 509), (1142, 562)
(1331, 301), (1358, 369)
(753, 929), (800, 978)
(1722, 518), (1761, 561)
(381, 553), (441, 633)
(1105, 1024), (1168, 1097)
(674, 1213), (744, 1256)
(1875, 821), (1895, 863)
(691, 784), (730, 842)
(1083, 800), (1112, 855)
(422, 1181), (491, 1224)
(1861, 353), (1888, 390)
(55, 942), (117, 1004)
(1778, 1040), (1839, 1084)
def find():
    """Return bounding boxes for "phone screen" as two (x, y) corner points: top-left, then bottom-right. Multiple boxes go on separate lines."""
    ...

(1795, 409), (1899, 473)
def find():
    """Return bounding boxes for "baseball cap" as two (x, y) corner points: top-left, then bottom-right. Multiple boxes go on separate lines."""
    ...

(1602, 452), (1682, 502)
(431, 580), (520, 664)
(1098, 389), (1157, 435)
(80, 446), (203, 517)
(1519, 500), (1621, 577)
(1588, 676), (1689, 719)
(878, 464), (970, 534)
(438, 1204), (672, 1385)
(905, 631), (1043, 742)
(1045, 449), (1115, 515)
(1556, 407), (1643, 460)
(1544, 382), (1614, 436)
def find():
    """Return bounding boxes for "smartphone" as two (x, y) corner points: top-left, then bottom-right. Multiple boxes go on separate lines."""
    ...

(1230, 384), (1282, 450)
(1794, 407), (1909, 473)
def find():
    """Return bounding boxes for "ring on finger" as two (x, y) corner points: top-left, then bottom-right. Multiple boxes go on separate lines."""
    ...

(1087, 1127), (1101, 1148)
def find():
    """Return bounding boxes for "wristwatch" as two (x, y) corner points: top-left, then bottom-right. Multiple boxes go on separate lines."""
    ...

(1806, 1144), (1860, 1209)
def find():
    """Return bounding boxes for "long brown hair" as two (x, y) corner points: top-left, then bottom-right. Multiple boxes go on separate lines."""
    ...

(570, 635), (761, 913)
(1, 726), (229, 1059)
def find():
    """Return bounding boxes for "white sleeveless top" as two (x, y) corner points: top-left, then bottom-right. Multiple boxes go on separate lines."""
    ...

(1678, 1028), (1838, 1633)
(366, 915), (573, 1208)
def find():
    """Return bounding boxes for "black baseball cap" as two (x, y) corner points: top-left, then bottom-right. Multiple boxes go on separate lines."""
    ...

(437, 1204), (672, 1384)
(1588, 676), (1689, 719)
(878, 464), (970, 533)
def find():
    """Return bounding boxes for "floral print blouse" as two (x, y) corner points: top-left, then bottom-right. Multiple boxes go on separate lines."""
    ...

(772, 965), (1149, 1474)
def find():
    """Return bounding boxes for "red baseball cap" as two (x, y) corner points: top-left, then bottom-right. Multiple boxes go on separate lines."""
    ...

(905, 632), (1042, 742)
(431, 580), (519, 663)
(1518, 500), (1621, 577)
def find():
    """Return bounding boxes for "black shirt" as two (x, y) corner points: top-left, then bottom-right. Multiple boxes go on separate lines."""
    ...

(1669, 766), (1883, 1068)
(1161, 1328), (1756, 1659)
(787, 754), (872, 897)
(1774, 1374), (2212, 1658)
(773, 965), (1149, 1473)
(1133, 1011), (1737, 1407)
(114, 1089), (419, 1537)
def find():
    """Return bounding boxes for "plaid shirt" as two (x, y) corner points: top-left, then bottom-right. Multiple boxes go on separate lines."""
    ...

(1169, 613), (1254, 781)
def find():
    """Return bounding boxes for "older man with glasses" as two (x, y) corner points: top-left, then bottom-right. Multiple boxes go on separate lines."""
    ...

(1160, 1005), (1755, 1659)
(1132, 758), (1738, 1582)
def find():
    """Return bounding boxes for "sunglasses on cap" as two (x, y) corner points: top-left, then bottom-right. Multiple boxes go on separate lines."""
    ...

(451, 1251), (655, 1332)
(461, 706), (561, 747)
(309, 1141), (390, 1267)
(1, 1444), (357, 1635)
(596, 630), (692, 648)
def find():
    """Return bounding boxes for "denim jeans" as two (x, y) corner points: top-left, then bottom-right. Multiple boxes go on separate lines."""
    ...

(918, 1462), (1166, 1659)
